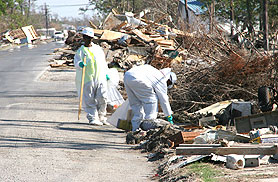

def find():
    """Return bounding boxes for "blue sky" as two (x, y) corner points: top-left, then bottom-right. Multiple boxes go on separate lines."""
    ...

(35, 0), (93, 19)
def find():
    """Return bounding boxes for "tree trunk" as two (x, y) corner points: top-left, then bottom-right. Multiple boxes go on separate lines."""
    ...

(230, 0), (234, 36)
(27, 0), (31, 18)
(209, 0), (215, 33)
(246, 0), (253, 35)
(184, 0), (189, 28)
(133, 0), (135, 12)
(262, 0), (269, 51)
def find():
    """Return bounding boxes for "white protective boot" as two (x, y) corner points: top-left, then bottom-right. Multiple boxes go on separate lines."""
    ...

(99, 115), (110, 125)
(89, 120), (103, 126)
(87, 114), (103, 126)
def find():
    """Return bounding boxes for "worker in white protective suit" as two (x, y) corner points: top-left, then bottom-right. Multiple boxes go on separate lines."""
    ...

(124, 64), (177, 131)
(74, 27), (110, 126)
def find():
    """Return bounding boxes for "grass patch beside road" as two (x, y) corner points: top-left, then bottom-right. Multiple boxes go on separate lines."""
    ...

(185, 162), (223, 182)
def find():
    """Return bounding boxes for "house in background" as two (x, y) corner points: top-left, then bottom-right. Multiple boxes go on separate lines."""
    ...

(178, 0), (208, 31)
(178, 0), (234, 35)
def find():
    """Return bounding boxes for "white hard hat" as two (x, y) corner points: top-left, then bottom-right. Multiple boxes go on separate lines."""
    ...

(81, 27), (94, 38)
(168, 72), (177, 89)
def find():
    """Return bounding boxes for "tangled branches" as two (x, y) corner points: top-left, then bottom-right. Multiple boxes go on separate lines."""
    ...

(168, 30), (275, 114)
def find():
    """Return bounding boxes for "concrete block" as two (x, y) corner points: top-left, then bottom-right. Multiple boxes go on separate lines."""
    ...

(244, 155), (260, 167)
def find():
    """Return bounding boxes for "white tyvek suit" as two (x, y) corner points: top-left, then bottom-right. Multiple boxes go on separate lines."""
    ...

(74, 44), (109, 123)
(124, 64), (173, 131)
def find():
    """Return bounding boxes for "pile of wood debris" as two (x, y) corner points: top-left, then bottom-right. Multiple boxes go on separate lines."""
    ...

(50, 10), (277, 118)
(49, 10), (186, 70)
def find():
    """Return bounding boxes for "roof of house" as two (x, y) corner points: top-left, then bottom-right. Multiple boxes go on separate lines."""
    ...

(180, 0), (207, 15)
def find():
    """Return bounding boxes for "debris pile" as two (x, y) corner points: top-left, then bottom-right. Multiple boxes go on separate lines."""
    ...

(0, 25), (39, 47)
(48, 48), (76, 67)
(52, 10), (186, 70)
(48, 9), (278, 182)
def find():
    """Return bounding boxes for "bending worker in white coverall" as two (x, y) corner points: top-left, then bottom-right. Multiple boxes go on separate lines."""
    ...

(124, 64), (177, 131)
(74, 27), (110, 126)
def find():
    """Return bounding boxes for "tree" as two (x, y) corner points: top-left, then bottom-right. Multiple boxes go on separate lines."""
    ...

(262, 0), (269, 51)
(0, 0), (14, 15)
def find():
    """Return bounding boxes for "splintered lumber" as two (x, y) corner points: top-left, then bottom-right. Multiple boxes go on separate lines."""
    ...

(171, 28), (185, 36)
(89, 20), (98, 29)
(176, 145), (278, 155)
(156, 40), (174, 47)
(115, 21), (128, 31)
(132, 29), (150, 42)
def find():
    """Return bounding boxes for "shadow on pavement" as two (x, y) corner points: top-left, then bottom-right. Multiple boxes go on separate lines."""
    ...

(0, 118), (129, 150)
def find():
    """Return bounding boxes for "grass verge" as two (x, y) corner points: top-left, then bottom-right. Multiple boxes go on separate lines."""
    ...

(185, 162), (223, 182)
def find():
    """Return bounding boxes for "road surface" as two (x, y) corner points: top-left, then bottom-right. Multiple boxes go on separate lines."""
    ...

(0, 42), (155, 182)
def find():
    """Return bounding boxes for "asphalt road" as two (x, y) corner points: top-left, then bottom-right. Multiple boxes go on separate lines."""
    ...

(0, 42), (155, 182)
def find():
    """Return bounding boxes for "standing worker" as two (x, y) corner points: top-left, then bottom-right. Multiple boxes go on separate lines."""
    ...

(74, 27), (110, 126)
(124, 64), (177, 131)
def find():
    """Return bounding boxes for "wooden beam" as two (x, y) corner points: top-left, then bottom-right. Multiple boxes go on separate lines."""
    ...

(179, 144), (222, 147)
(115, 21), (128, 31)
(132, 29), (150, 42)
(176, 145), (278, 155)
(156, 40), (174, 46)
(89, 20), (98, 29)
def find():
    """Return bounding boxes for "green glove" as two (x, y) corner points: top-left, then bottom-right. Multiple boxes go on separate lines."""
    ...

(106, 74), (110, 81)
(167, 115), (174, 124)
(79, 61), (86, 68)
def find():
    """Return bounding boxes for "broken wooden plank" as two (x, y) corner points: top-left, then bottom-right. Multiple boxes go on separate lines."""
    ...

(93, 29), (104, 35)
(132, 29), (150, 42)
(170, 28), (185, 36)
(89, 20), (98, 29)
(149, 37), (165, 42)
(115, 21), (128, 31)
(156, 40), (174, 47)
(179, 144), (222, 147)
(176, 145), (278, 155)
(149, 34), (162, 38)
(100, 30), (126, 41)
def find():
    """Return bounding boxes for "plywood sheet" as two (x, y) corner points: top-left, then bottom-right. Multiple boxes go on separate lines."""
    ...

(100, 30), (126, 41)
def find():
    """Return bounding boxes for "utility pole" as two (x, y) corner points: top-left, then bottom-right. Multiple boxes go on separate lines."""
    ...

(44, 3), (49, 37)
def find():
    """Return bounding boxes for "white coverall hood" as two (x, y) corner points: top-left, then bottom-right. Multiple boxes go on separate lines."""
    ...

(160, 68), (177, 89)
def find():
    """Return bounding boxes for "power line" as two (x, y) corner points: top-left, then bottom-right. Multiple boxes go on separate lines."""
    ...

(49, 4), (90, 8)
